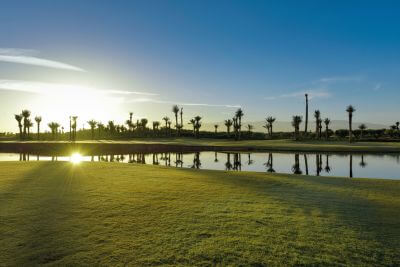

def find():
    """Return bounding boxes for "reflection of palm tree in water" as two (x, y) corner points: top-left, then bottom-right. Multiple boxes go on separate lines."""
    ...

(214, 152), (218, 163)
(233, 153), (242, 171)
(304, 154), (309, 175)
(325, 154), (331, 173)
(316, 154), (323, 176)
(264, 153), (275, 173)
(225, 153), (232, 170)
(191, 152), (201, 169)
(291, 154), (302, 175)
(247, 153), (253, 165)
(349, 154), (353, 178)
(175, 153), (184, 167)
(153, 153), (159, 165)
(359, 155), (367, 168)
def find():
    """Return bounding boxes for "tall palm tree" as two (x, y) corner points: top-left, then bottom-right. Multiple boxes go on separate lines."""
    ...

(87, 120), (97, 140)
(97, 122), (104, 139)
(214, 124), (218, 134)
(26, 119), (33, 138)
(305, 93), (309, 134)
(266, 116), (276, 138)
(180, 108), (183, 127)
(48, 122), (59, 140)
(247, 124), (253, 136)
(224, 119), (232, 137)
(346, 105), (356, 143)
(235, 108), (244, 138)
(172, 105), (180, 135)
(34, 116), (42, 140)
(358, 123), (367, 139)
(314, 110), (321, 139)
(129, 112), (133, 123)
(21, 109), (31, 138)
(324, 118), (330, 140)
(396, 121), (400, 130)
(14, 114), (23, 140)
(291, 115), (302, 140)
(162, 116), (170, 136)
(194, 116), (202, 138)
(72, 116), (78, 141)
(189, 118), (196, 136)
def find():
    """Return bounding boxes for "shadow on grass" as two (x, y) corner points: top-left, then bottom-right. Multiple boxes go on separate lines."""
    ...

(0, 162), (88, 265)
(175, 167), (400, 263)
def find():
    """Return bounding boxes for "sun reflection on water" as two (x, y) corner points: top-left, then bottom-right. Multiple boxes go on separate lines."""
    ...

(70, 153), (83, 164)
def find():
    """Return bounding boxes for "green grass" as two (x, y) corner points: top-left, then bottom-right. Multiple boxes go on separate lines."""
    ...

(3, 138), (400, 153)
(1, 162), (399, 265)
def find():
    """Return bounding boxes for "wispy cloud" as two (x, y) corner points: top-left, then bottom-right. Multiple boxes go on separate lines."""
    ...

(373, 83), (382, 91)
(0, 79), (156, 96)
(314, 75), (363, 84)
(265, 89), (331, 101)
(128, 98), (241, 108)
(0, 48), (84, 72)
(280, 89), (331, 99)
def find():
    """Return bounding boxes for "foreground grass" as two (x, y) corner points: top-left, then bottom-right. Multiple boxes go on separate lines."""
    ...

(3, 138), (400, 153)
(0, 162), (399, 265)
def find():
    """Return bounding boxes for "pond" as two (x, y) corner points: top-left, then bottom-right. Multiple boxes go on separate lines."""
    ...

(1, 151), (399, 179)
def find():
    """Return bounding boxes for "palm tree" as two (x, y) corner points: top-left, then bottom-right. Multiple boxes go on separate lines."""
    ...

(189, 118), (196, 136)
(235, 108), (244, 139)
(224, 119), (232, 137)
(396, 121), (400, 131)
(359, 123), (367, 139)
(97, 122), (104, 139)
(291, 115), (302, 140)
(140, 118), (148, 130)
(214, 124), (218, 134)
(314, 110), (321, 139)
(324, 118), (330, 140)
(21, 109), (31, 139)
(48, 122), (59, 140)
(180, 108), (183, 127)
(34, 116), (42, 140)
(26, 119), (33, 137)
(153, 121), (160, 131)
(14, 114), (23, 140)
(247, 124), (253, 136)
(305, 93), (309, 134)
(172, 105), (180, 135)
(129, 112), (133, 123)
(87, 120), (97, 140)
(72, 116), (78, 141)
(194, 116), (202, 138)
(346, 105), (356, 143)
(266, 116), (276, 138)
(162, 116), (170, 136)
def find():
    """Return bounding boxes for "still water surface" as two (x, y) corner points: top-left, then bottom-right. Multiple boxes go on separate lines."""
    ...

(1, 151), (399, 179)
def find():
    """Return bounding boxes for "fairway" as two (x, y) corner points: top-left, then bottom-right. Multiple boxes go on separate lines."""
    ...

(1, 162), (399, 265)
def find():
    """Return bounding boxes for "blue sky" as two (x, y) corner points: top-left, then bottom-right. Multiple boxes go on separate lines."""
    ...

(1, 0), (399, 131)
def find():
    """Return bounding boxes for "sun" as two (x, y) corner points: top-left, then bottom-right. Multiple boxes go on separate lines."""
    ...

(70, 152), (83, 164)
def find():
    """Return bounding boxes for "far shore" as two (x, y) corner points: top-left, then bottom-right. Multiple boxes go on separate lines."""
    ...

(1, 138), (400, 154)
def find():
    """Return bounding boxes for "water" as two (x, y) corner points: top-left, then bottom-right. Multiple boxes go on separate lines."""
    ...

(1, 151), (399, 179)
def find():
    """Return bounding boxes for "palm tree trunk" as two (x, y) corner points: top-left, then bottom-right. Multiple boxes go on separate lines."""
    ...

(37, 124), (40, 140)
(325, 126), (328, 140)
(304, 154), (308, 175)
(349, 114), (352, 143)
(349, 154), (353, 178)
(305, 94), (308, 134)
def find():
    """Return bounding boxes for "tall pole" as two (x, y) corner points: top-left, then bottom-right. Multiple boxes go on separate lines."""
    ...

(305, 93), (309, 134)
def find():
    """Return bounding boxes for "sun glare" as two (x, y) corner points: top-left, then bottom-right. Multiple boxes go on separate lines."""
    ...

(70, 152), (83, 164)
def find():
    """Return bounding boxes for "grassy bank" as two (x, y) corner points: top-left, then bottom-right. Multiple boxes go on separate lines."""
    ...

(2, 138), (400, 153)
(0, 162), (399, 265)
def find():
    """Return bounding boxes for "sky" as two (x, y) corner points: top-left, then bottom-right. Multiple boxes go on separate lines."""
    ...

(1, 0), (400, 132)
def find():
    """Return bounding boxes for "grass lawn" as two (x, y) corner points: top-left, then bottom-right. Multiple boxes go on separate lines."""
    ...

(1, 162), (399, 265)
